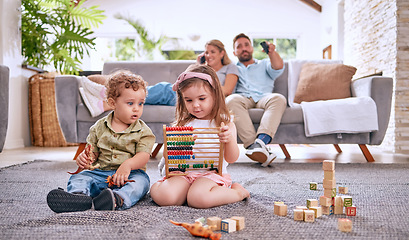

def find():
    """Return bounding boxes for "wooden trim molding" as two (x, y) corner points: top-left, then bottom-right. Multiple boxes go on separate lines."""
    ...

(300, 0), (322, 12)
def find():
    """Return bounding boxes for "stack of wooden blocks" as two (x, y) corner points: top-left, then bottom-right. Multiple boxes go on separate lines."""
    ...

(205, 216), (245, 234)
(291, 160), (355, 232)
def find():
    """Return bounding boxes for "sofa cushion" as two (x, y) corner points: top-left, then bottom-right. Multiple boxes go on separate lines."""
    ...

(293, 63), (357, 103)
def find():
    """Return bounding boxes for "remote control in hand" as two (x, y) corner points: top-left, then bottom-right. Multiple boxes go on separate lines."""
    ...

(260, 41), (269, 54)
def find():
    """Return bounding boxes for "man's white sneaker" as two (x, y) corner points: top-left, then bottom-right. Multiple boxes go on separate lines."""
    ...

(245, 139), (270, 164)
(261, 151), (277, 167)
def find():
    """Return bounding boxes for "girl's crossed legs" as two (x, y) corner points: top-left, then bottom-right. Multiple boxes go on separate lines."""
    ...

(150, 174), (249, 208)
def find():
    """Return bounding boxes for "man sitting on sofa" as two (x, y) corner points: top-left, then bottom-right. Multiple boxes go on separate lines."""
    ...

(226, 33), (286, 167)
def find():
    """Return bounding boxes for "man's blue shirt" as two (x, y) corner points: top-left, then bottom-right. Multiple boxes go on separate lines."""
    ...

(235, 59), (284, 102)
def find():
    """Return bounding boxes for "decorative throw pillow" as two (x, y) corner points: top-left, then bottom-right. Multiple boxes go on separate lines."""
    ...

(293, 63), (357, 104)
(87, 74), (109, 86)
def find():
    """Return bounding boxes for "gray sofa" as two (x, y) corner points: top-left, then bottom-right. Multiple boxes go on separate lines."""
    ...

(0, 65), (9, 152)
(55, 60), (393, 161)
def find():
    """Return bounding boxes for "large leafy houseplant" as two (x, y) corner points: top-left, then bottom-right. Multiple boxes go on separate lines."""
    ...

(21, 0), (106, 74)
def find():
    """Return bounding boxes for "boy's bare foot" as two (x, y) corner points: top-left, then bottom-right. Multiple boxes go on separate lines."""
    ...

(231, 182), (250, 200)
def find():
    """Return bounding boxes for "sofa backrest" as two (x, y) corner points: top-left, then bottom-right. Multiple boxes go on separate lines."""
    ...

(103, 61), (195, 86)
(273, 61), (289, 100)
(103, 60), (290, 101)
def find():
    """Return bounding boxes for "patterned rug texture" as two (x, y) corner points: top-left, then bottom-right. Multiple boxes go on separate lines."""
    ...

(0, 160), (408, 239)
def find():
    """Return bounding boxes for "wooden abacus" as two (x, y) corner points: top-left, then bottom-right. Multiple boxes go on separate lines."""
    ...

(163, 125), (224, 178)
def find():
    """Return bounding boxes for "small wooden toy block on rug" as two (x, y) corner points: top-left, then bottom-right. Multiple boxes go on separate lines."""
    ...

(221, 219), (236, 233)
(163, 125), (224, 178)
(274, 202), (288, 217)
(309, 182), (317, 190)
(338, 218), (353, 232)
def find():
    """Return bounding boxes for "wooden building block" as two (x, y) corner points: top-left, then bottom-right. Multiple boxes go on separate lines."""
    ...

(296, 206), (308, 210)
(230, 216), (245, 231)
(334, 196), (343, 207)
(274, 203), (288, 216)
(335, 205), (344, 214)
(221, 219), (236, 233)
(307, 199), (318, 209)
(342, 196), (353, 207)
(338, 186), (348, 194)
(324, 170), (335, 180)
(324, 188), (337, 198)
(195, 217), (205, 225)
(304, 210), (315, 222)
(207, 216), (221, 231)
(322, 160), (335, 171)
(321, 206), (330, 215)
(309, 182), (318, 190)
(338, 218), (353, 232)
(293, 209), (304, 221)
(323, 179), (336, 189)
(346, 206), (357, 216)
(319, 196), (332, 207)
(309, 206), (322, 218)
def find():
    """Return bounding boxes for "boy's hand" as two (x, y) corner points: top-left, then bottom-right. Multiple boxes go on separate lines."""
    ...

(75, 145), (95, 169)
(218, 122), (233, 143)
(112, 163), (132, 187)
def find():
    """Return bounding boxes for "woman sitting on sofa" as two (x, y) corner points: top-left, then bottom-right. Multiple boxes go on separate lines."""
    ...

(80, 39), (239, 117)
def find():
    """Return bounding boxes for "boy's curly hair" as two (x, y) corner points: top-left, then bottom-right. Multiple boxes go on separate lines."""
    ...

(105, 70), (148, 100)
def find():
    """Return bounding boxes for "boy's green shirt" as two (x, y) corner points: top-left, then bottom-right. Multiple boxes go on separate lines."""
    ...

(86, 112), (155, 172)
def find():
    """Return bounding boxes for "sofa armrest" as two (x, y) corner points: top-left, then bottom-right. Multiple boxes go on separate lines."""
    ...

(351, 76), (393, 145)
(54, 75), (81, 143)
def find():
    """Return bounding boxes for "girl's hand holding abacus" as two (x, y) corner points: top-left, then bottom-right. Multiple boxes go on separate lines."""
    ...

(218, 122), (235, 143)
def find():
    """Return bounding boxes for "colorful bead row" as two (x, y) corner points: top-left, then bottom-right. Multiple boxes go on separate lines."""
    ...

(169, 167), (186, 172)
(168, 160), (186, 164)
(166, 126), (194, 131)
(167, 150), (194, 155)
(167, 141), (195, 146)
(167, 146), (193, 151)
(168, 155), (195, 160)
(167, 136), (195, 142)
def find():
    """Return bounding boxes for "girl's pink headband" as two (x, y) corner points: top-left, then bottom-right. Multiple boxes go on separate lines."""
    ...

(172, 72), (214, 91)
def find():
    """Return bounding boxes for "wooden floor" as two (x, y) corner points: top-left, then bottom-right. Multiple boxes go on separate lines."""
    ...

(0, 144), (408, 169)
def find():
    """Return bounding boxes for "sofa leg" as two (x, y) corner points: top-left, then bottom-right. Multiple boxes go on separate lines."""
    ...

(279, 144), (291, 159)
(358, 144), (375, 162)
(333, 144), (342, 153)
(151, 143), (163, 158)
(73, 143), (86, 160)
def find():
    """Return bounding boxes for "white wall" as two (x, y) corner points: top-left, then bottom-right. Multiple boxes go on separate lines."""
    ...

(1, 0), (31, 149)
(82, 0), (324, 70)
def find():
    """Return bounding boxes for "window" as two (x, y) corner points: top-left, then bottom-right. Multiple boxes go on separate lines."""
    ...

(252, 38), (297, 60)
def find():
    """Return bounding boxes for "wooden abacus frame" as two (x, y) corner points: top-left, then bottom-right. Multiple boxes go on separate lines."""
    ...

(163, 125), (224, 178)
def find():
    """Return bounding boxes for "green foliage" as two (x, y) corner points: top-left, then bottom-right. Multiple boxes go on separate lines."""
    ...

(114, 14), (168, 60)
(165, 50), (197, 60)
(115, 38), (136, 61)
(253, 38), (297, 61)
(21, 0), (106, 74)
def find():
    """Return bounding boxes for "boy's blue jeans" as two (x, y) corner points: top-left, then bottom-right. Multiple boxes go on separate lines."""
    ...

(67, 169), (150, 210)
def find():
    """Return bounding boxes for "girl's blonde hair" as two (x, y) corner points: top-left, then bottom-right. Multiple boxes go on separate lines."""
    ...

(205, 39), (231, 65)
(174, 64), (231, 127)
(105, 70), (147, 100)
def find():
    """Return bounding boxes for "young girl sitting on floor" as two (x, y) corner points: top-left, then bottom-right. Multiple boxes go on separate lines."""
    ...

(149, 64), (250, 209)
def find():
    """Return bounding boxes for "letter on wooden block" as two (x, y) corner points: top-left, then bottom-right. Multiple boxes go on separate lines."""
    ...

(310, 182), (317, 190)
(221, 219), (236, 233)
(346, 206), (356, 216)
(304, 210), (315, 222)
(293, 209), (304, 221)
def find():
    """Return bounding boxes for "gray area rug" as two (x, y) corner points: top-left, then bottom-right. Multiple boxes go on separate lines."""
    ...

(0, 159), (408, 239)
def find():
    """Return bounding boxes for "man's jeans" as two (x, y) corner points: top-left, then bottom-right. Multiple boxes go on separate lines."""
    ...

(67, 169), (150, 210)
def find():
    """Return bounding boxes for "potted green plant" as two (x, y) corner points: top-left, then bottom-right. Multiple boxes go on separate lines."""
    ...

(21, 0), (106, 74)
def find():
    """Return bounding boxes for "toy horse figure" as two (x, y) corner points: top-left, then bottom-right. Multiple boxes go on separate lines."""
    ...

(169, 220), (221, 240)
(68, 144), (100, 174)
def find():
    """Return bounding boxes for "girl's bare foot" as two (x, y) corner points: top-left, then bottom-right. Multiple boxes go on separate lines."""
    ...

(231, 182), (250, 200)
